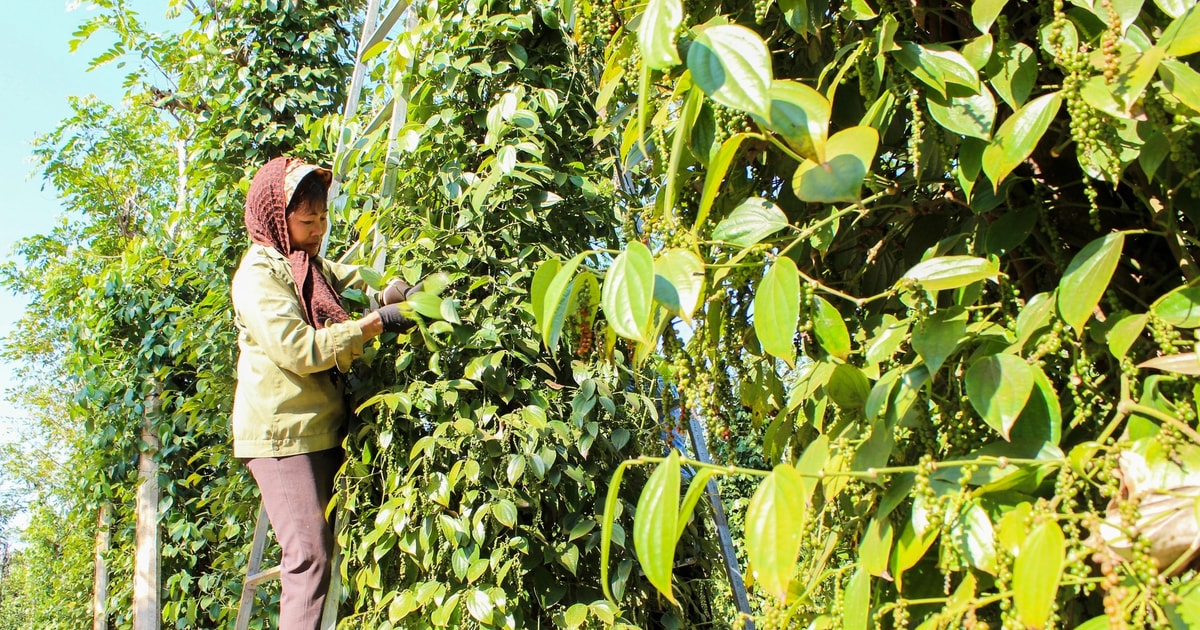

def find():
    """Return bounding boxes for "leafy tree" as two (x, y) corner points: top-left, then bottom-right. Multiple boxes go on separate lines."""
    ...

(3, 1), (364, 627)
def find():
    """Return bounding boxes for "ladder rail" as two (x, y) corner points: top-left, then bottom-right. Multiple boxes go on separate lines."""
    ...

(233, 504), (273, 630)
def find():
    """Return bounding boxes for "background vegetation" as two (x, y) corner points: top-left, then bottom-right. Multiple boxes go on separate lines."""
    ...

(4, 0), (1200, 628)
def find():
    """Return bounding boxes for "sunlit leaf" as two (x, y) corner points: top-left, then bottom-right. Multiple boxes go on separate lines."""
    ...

(1013, 520), (1064, 629)
(541, 252), (590, 349)
(1162, 59), (1200, 114)
(695, 133), (750, 228)
(1153, 285), (1200, 328)
(746, 464), (808, 601)
(1162, 4), (1200, 57)
(893, 41), (980, 97)
(688, 25), (772, 118)
(712, 197), (790, 247)
(842, 566), (871, 630)
(654, 249), (705, 324)
(763, 79), (830, 160)
(754, 257), (800, 367)
(633, 451), (681, 604)
(636, 0), (682, 70)
(828, 363), (871, 411)
(859, 517), (894, 577)
(901, 255), (1000, 292)
(1138, 353), (1200, 375)
(982, 91), (1061, 189)
(811, 295), (851, 360)
(601, 242), (655, 343)
(987, 41), (1037, 109)
(966, 353), (1035, 440)
(1057, 232), (1124, 335)
(912, 307), (968, 374)
(792, 126), (879, 203)
(972, 0), (1009, 33)
(1107, 313), (1149, 359)
(926, 84), (997, 139)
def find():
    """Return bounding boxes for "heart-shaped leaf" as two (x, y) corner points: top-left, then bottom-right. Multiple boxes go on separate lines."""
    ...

(966, 353), (1035, 440)
(912, 307), (968, 375)
(987, 41), (1037, 109)
(972, 0), (1009, 33)
(762, 79), (830, 160)
(712, 197), (790, 247)
(926, 84), (997, 139)
(792, 126), (879, 203)
(688, 24), (772, 118)
(901, 255), (1000, 292)
(654, 249), (705, 324)
(811, 295), (851, 360)
(894, 41), (980, 96)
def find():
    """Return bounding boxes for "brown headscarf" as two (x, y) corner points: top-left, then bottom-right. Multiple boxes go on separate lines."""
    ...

(244, 156), (349, 329)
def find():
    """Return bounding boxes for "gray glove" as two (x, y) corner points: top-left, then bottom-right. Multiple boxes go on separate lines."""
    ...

(376, 304), (415, 333)
(381, 279), (423, 306)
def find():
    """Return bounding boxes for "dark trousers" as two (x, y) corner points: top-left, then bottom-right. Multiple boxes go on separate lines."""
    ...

(246, 449), (342, 630)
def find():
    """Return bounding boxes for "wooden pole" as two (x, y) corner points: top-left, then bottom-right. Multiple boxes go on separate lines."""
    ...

(133, 387), (161, 630)
(93, 503), (112, 630)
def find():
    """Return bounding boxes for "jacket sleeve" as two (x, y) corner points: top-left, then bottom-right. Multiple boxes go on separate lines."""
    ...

(233, 260), (365, 374)
(324, 259), (383, 307)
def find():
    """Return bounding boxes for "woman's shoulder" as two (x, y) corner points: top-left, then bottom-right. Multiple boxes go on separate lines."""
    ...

(234, 244), (292, 288)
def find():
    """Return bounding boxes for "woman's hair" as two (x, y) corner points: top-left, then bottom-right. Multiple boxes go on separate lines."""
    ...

(287, 173), (329, 214)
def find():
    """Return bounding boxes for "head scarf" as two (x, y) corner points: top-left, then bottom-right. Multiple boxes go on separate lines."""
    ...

(244, 156), (349, 329)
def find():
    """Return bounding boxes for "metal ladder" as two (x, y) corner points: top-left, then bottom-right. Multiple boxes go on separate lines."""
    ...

(234, 0), (416, 627)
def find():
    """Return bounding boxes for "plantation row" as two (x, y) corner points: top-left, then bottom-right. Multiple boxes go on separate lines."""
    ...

(5, 0), (1200, 628)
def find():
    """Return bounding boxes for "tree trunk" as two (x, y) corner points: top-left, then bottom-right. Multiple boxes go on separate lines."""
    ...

(133, 386), (161, 630)
(93, 503), (111, 630)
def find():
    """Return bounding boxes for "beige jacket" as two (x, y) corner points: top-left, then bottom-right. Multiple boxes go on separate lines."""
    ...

(231, 244), (379, 458)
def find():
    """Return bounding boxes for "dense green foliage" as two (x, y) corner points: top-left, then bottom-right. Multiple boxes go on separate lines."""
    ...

(545, 0), (1200, 627)
(8, 0), (1200, 628)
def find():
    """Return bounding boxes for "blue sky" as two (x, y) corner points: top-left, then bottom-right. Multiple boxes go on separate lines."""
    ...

(0, 3), (177, 448)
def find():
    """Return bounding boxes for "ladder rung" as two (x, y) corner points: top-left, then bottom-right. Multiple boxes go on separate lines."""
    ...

(246, 565), (281, 587)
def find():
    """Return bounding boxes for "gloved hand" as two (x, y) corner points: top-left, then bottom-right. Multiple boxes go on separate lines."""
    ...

(381, 279), (423, 305)
(376, 303), (415, 333)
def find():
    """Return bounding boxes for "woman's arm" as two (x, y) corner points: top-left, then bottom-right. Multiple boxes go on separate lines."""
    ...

(234, 260), (376, 374)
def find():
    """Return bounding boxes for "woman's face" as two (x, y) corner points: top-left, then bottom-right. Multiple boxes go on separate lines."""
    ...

(286, 196), (328, 257)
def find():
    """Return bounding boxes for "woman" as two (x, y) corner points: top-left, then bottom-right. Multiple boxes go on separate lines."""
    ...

(231, 156), (411, 628)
